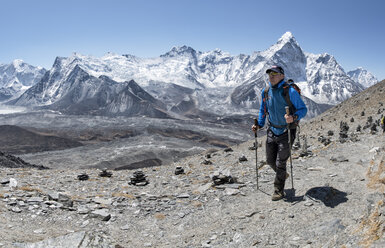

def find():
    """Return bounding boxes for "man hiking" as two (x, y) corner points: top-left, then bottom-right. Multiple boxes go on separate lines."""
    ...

(252, 65), (307, 201)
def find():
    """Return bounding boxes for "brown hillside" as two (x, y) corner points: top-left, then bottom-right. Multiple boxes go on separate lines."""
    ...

(0, 125), (83, 154)
(302, 79), (385, 135)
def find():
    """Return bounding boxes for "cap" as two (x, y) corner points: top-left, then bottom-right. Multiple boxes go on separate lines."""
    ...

(266, 65), (284, 74)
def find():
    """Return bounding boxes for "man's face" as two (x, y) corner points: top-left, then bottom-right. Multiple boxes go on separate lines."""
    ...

(268, 72), (285, 85)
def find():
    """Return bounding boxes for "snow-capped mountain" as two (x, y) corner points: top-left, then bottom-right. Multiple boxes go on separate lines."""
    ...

(0, 60), (46, 101)
(8, 32), (371, 119)
(347, 67), (378, 88)
(10, 64), (169, 118)
(300, 53), (365, 105)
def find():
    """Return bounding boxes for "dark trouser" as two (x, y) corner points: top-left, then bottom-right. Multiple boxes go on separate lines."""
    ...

(266, 128), (296, 193)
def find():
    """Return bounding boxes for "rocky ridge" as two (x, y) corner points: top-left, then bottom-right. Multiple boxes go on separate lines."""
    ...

(6, 32), (366, 120)
(0, 81), (384, 247)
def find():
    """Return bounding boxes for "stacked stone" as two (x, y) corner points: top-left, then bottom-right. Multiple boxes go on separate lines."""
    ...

(318, 135), (331, 146)
(238, 155), (247, 162)
(339, 121), (349, 143)
(99, 169), (112, 178)
(363, 116), (373, 130)
(370, 123), (377, 134)
(174, 166), (184, 175)
(77, 173), (89, 181)
(129, 170), (149, 186)
(356, 125), (362, 132)
(201, 159), (212, 165)
(211, 170), (235, 185)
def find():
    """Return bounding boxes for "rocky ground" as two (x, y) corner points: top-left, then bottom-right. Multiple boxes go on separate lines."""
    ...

(0, 81), (384, 247)
(0, 120), (384, 247)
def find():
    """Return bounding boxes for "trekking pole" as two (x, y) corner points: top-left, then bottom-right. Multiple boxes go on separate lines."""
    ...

(285, 107), (294, 189)
(254, 118), (259, 190)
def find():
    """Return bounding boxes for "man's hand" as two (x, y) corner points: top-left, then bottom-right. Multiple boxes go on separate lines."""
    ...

(284, 114), (294, 124)
(252, 124), (259, 132)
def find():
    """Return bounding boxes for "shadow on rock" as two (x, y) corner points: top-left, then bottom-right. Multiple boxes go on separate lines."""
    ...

(284, 189), (304, 204)
(305, 186), (348, 208)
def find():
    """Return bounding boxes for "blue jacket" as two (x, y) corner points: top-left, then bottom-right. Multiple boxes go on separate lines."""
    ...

(257, 79), (307, 136)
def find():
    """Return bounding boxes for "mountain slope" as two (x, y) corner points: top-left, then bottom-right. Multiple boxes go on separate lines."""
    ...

(301, 79), (385, 135)
(300, 53), (365, 105)
(10, 63), (170, 118)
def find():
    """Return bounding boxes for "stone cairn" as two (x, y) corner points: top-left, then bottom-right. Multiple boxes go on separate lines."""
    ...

(318, 135), (331, 146)
(339, 121), (349, 143)
(211, 169), (236, 186)
(370, 123), (377, 134)
(201, 159), (213, 165)
(174, 166), (185, 175)
(356, 125), (362, 132)
(361, 116), (378, 134)
(99, 169), (112, 178)
(238, 155), (248, 162)
(129, 170), (149, 186)
(363, 116), (373, 130)
(77, 173), (89, 181)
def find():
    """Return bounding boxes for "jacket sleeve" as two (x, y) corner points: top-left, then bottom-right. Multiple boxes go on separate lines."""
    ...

(289, 88), (307, 120)
(257, 88), (267, 127)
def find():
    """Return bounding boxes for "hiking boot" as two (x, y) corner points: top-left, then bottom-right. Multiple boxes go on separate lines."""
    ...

(272, 190), (284, 201)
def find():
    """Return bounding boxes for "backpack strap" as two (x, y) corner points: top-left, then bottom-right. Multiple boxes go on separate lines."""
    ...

(262, 85), (270, 118)
(282, 82), (296, 115)
(282, 82), (300, 129)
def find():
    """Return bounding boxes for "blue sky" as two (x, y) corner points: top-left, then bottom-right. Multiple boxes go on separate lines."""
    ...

(1, 0), (384, 80)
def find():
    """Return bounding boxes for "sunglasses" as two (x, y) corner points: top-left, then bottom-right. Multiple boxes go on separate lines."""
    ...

(268, 71), (280, 76)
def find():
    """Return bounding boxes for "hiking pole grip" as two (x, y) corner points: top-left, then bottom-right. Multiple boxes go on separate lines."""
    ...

(285, 106), (290, 115)
(253, 118), (259, 190)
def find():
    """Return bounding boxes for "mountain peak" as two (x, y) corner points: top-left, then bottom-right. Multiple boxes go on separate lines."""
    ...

(280, 31), (294, 41)
(161, 46), (197, 58)
(12, 59), (25, 69)
(277, 31), (299, 46)
(347, 67), (378, 88)
(263, 31), (302, 57)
